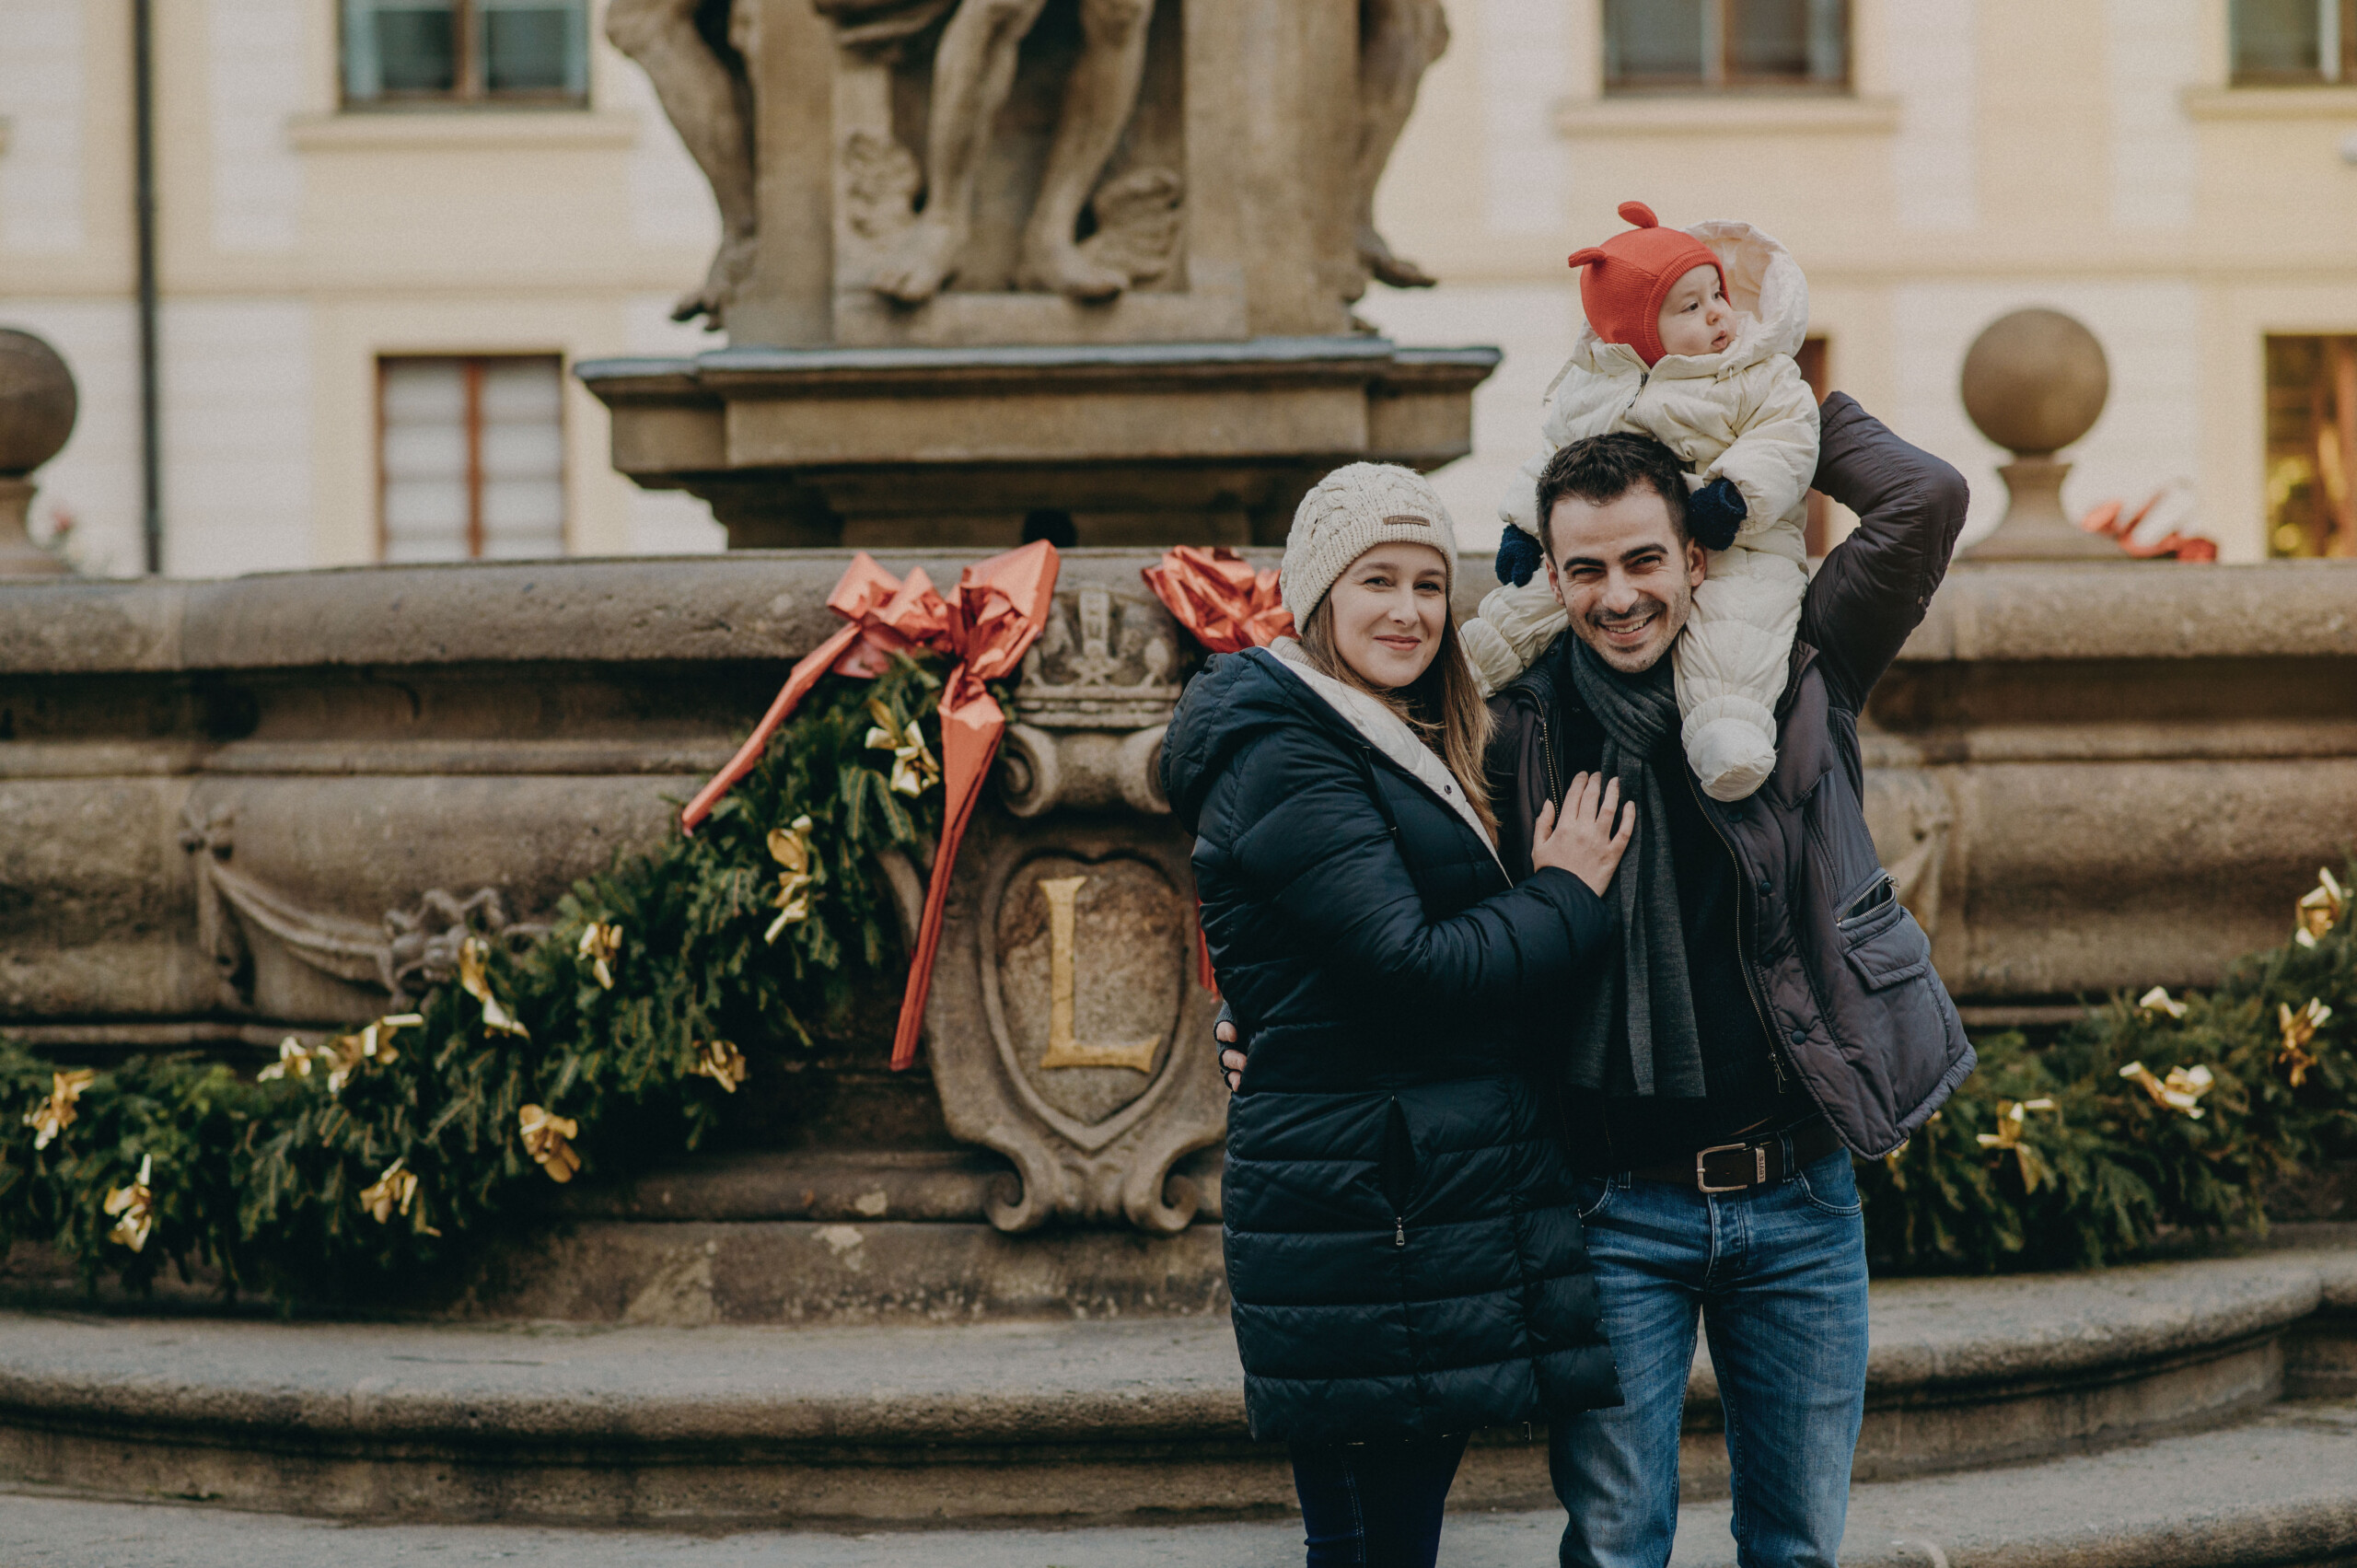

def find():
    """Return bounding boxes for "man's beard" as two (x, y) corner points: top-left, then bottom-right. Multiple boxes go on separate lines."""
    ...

(1577, 591), (1687, 673)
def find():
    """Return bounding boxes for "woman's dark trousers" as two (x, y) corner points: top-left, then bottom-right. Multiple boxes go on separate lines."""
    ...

(1289, 1431), (1470, 1567)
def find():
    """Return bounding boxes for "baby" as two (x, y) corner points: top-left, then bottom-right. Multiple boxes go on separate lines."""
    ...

(1465, 201), (1817, 803)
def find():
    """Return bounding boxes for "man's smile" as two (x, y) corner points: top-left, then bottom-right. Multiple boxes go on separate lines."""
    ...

(1594, 609), (1658, 646)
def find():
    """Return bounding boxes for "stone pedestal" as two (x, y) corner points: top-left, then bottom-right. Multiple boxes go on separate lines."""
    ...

(1966, 458), (2120, 563)
(0, 477), (65, 578)
(582, 339), (1497, 548)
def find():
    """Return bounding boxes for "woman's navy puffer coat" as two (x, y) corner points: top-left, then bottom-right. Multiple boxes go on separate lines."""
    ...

(1162, 645), (1623, 1446)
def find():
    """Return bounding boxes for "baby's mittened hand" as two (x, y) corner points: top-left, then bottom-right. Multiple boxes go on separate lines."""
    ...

(1495, 528), (1546, 587)
(1686, 478), (1747, 552)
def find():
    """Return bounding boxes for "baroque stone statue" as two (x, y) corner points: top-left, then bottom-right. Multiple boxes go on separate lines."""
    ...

(826, 0), (1162, 304)
(610, 0), (1449, 322)
(606, 0), (761, 328)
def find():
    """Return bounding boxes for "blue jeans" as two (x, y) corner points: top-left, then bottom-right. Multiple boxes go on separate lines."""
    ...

(1291, 1432), (1469, 1568)
(1549, 1144), (1869, 1568)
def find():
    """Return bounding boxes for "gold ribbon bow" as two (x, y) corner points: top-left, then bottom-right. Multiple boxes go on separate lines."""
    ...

(865, 699), (942, 799)
(103, 1154), (155, 1252)
(517, 1104), (581, 1182)
(2119, 1060), (2213, 1119)
(24, 1068), (96, 1151)
(259, 1015), (423, 1094)
(2279, 999), (2333, 1088)
(578, 922), (624, 990)
(692, 1039), (749, 1093)
(2137, 986), (2189, 1020)
(1977, 1098), (2059, 1191)
(359, 1157), (420, 1225)
(764, 816), (818, 945)
(2295, 868), (2346, 948)
(460, 937), (530, 1039)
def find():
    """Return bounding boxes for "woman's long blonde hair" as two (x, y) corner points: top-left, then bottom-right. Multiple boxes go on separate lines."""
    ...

(1296, 590), (1498, 838)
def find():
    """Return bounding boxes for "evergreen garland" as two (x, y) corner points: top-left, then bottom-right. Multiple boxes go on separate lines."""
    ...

(1861, 872), (2356, 1273)
(0, 656), (946, 1304)
(0, 661), (2349, 1298)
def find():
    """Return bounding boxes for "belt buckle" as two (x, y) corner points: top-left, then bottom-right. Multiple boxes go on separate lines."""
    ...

(1695, 1141), (1768, 1194)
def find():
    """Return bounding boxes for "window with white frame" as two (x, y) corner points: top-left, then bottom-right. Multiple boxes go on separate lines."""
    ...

(342, 0), (590, 107)
(378, 356), (568, 563)
(1604, 0), (1851, 93)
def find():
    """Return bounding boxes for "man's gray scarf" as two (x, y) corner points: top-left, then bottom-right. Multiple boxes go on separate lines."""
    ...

(1562, 641), (1707, 1098)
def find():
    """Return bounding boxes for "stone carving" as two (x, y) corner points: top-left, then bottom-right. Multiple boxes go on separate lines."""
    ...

(605, 0), (760, 328)
(913, 819), (1224, 1234)
(1352, 0), (1449, 297)
(381, 889), (549, 1007)
(1000, 584), (1179, 817)
(829, 0), (1170, 305)
(179, 804), (545, 1009)
(1014, 584), (1179, 728)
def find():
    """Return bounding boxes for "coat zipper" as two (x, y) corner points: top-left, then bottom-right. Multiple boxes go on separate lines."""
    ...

(1535, 703), (1563, 813)
(1682, 767), (1806, 1099)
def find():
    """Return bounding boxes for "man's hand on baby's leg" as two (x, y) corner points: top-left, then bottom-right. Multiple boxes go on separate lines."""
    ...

(1495, 528), (1546, 587)
(1687, 477), (1747, 552)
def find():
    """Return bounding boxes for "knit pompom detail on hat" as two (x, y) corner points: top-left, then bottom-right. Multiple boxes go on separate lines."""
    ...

(1566, 200), (1725, 366)
(1280, 462), (1459, 626)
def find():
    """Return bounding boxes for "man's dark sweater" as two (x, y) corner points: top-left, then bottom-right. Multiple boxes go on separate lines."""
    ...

(1489, 633), (1816, 1173)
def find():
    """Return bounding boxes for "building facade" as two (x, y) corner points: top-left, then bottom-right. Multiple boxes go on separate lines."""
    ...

(3, 0), (2355, 573)
(0, 0), (725, 576)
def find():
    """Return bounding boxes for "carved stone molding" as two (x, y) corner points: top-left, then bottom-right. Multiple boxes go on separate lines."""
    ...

(178, 803), (545, 1012)
(913, 811), (1223, 1235)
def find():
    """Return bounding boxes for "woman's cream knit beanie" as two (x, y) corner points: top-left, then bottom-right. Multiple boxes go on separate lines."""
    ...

(1280, 463), (1458, 625)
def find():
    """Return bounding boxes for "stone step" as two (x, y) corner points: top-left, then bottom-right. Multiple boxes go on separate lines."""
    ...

(2, 1240), (2350, 1527)
(6, 1399), (2356, 1567)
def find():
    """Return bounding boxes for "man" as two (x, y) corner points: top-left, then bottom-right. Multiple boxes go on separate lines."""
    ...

(1219, 395), (1976, 1568)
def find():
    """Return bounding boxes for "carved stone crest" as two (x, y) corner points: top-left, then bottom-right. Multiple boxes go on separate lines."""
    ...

(911, 815), (1222, 1234)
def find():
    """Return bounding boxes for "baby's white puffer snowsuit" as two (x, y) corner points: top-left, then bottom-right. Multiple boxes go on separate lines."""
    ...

(1466, 219), (1818, 803)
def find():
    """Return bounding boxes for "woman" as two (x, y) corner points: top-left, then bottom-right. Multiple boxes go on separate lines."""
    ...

(1160, 463), (1633, 1567)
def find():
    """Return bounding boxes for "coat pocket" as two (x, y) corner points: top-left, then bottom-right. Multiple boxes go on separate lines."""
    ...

(1840, 888), (1933, 991)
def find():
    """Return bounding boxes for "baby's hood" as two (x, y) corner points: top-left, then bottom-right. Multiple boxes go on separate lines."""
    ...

(1554, 217), (1808, 387)
(1689, 218), (1809, 366)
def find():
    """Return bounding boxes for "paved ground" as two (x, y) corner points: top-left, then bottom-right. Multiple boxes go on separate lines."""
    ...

(8, 1401), (2356, 1568)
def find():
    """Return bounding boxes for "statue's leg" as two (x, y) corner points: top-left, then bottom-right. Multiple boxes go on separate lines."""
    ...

(1013, 0), (1155, 302)
(874, 0), (1053, 305)
(607, 0), (759, 325)
(1354, 0), (1448, 294)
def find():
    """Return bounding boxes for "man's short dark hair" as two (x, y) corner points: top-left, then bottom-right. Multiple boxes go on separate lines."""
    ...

(1533, 433), (1690, 555)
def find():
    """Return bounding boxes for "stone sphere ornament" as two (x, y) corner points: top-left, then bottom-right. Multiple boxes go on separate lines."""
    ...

(1961, 308), (2109, 458)
(1959, 308), (2122, 562)
(0, 328), (78, 477)
(0, 327), (78, 577)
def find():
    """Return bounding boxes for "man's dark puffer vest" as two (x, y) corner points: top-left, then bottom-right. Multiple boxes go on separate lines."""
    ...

(1491, 393), (1977, 1157)
(1161, 646), (1623, 1446)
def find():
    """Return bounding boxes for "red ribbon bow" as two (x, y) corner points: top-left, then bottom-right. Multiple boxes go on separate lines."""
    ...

(680, 541), (1061, 1070)
(1140, 546), (1294, 655)
(1139, 546), (1293, 1001)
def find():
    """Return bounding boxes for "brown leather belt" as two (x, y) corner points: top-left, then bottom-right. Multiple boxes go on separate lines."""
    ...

(1628, 1119), (1845, 1195)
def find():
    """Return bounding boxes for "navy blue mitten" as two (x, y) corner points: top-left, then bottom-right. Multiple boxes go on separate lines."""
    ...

(1494, 527), (1545, 587)
(1686, 477), (1747, 552)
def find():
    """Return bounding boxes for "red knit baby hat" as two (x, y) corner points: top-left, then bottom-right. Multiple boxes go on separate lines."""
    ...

(1567, 202), (1727, 366)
